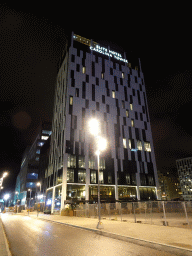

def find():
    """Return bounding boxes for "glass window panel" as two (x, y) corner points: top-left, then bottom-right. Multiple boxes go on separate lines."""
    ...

(78, 170), (86, 183)
(89, 156), (95, 169)
(67, 155), (76, 168)
(137, 140), (142, 150)
(78, 156), (85, 168)
(91, 170), (96, 183)
(67, 169), (74, 182)
(123, 138), (127, 148)
(144, 142), (151, 152)
(99, 158), (105, 170)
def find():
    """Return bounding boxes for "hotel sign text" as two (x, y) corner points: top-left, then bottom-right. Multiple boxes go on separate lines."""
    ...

(90, 45), (128, 63)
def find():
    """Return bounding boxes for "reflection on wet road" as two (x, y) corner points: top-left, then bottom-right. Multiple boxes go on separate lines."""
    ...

(1, 213), (176, 256)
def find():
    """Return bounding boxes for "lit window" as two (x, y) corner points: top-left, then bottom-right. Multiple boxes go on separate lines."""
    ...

(99, 171), (104, 184)
(131, 119), (134, 127)
(78, 170), (86, 183)
(137, 140), (142, 150)
(144, 142), (151, 152)
(126, 110), (129, 117)
(123, 138), (127, 148)
(36, 149), (40, 154)
(67, 155), (76, 168)
(78, 156), (85, 168)
(101, 73), (104, 79)
(41, 136), (49, 140)
(69, 96), (73, 105)
(129, 139), (132, 149)
(122, 72), (125, 79)
(67, 169), (74, 182)
(130, 104), (133, 110)
(89, 156), (95, 169)
(99, 158), (105, 170)
(82, 67), (86, 74)
(112, 90), (115, 98)
(91, 170), (96, 183)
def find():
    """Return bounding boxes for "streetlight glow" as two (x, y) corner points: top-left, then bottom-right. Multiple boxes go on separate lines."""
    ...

(89, 119), (100, 135)
(97, 137), (107, 152)
(4, 194), (10, 200)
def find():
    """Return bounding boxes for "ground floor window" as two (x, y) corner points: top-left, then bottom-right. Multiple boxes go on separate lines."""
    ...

(118, 186), (137, 200)
(67, 185), (85, 201)
(46, 189), (53, 210)
(139, 187), (156, 200)
(89, 186), (115, 202)
(54, 185), (62, 211)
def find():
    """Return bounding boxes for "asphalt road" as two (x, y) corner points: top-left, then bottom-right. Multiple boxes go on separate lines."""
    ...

(1, 213), (177, 256)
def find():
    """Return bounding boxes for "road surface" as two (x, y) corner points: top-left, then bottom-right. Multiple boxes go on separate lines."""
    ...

(1, 213), (178, 256)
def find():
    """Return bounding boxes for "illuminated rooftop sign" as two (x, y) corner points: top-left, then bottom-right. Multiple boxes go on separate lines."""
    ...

(73, 34), (128, 63)
(90, 45), (128, 63)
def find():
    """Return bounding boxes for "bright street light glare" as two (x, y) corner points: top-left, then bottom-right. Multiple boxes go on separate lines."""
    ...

(97, 137), (107, 151)
(36, 182), (41, 186)
(4, 194), (10, 200)
(89, 119), (99, 135)
(3, 172), (8, 178)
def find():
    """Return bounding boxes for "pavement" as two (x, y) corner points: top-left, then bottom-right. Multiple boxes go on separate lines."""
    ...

(0, 214), (11, 256)
(1, 211), (192, 255)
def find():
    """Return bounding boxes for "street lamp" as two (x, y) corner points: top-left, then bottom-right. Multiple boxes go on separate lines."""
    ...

(4, 194), (10, 207)
(28, 189), (32, 215)
(89, 119), (107, 229)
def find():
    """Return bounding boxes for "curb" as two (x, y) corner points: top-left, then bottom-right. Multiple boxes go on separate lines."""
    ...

(29, 214), (192, 256)
(0, 215), (12, 256)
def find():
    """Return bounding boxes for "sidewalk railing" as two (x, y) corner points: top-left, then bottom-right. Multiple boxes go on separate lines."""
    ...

(74, 201), (192, 228)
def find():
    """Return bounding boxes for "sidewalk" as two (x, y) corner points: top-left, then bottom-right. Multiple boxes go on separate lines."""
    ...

(0, 214), (11, 256)
(22, 211), (192, 255)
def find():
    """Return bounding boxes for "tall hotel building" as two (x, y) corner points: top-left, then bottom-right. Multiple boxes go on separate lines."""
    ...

(46, 32), (159, 212)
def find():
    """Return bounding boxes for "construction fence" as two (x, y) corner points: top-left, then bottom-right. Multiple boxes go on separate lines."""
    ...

(73, 201), (192, 228)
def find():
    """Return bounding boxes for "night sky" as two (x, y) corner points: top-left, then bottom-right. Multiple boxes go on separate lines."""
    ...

(1, 4), (192, 194)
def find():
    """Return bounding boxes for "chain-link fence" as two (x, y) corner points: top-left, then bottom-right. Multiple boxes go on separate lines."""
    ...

(73, 201), (192, 228)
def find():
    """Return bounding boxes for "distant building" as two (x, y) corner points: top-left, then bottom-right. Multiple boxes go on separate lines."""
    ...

(46, 32), (160, 213)
(157, 170), (182, 200)
(15, 122), (51, 208)
(176, 157), (192, 201)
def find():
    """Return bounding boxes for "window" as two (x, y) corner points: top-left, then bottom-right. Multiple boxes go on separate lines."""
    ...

(91, 170), (96, 183)
(75, 88), (79, 97)
(99, 158), (105, 170)
(96, 102), (99, 111)
(36, 149), (40, 154)
(137, 140), (142, 150)
(27, 173), (38, 180)
(70, 96), (73, 105)
(126, 109), (129, 117)
(122, 100), (125, 109)
(112, 90), (115, 98)
(129, 139), (132, 149)
(99, 171), (104, 184)
(106, 104), (110, 113)
(122, 72), (125, 79)
(131, 119), (134, 127)
(41, 135), (49, 140)
(123, 138), (127, 148)
(82, 67), (86, 74)
(78, 156), (85, 168)
(101, 73), (104, 79)
(144, 142), (151, 152)
(125, 174), (131, 184)
(78, 170), (86, 183)
(130, 104), (133, 110)
(89, 156), (95, 169)
(102, 95), (105, 104)
(108, 173), (112, 184)
(67, 169), (74, 182)
(26, 182), (36, 188)
(67, 155), (76, 168)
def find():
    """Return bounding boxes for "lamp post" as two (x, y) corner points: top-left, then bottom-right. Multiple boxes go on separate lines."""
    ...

(28, 189), (31, 215)
(89, 119), (107, 229)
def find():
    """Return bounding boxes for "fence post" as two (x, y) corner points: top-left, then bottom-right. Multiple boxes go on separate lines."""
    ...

(162, 201), (167, 226)
(120, 203), (122, 222)
(133, 202), (136, 223)
(150, 201), (152, 225)
(183, 201), (189, 225)
(145, 202), (147, 223)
